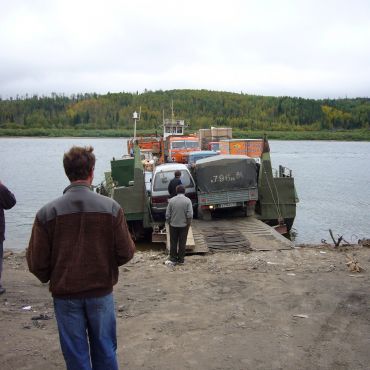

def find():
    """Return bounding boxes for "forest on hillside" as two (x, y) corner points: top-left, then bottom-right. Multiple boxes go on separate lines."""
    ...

(0, 89), (369, 132)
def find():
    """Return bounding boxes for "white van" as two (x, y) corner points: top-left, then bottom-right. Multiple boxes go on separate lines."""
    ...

(150, 163), (197, 215)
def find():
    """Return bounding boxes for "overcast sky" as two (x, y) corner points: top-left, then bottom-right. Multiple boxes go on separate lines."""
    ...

(1, 0), (369, 99)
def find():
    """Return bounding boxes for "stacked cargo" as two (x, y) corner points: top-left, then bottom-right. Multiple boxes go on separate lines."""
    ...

(198, 128), (232, 150)
(219, 139), (264, 158)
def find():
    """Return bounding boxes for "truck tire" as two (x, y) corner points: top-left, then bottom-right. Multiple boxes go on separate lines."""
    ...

(198, 207), (212, 221)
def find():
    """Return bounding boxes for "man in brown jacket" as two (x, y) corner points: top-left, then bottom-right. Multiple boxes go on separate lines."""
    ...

(0, 181), (16, 295)
(27, 146), (135, 370)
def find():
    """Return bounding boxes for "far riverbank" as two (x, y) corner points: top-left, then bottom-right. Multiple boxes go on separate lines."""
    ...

(1, 128), (370, 141)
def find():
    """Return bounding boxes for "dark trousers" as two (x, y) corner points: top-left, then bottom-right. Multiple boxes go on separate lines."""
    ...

(169, 225), (189, 263)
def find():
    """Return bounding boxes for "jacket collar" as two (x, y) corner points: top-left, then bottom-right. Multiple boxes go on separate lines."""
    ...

(63, 182), (92, 194)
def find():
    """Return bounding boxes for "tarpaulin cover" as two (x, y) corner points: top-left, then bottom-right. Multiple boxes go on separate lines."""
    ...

(195, 155), (257, 193)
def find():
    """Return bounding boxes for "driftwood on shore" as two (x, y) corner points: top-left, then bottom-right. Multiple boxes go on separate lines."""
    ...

(358, 238), (370, 247)
(328, 229), (351, 247)
(327, 230), (370, 249)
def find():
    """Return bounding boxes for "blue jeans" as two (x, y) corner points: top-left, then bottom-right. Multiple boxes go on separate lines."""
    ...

(53, 293), (118, 370)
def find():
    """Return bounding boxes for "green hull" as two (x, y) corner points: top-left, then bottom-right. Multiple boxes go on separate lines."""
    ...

(99, 147), (152, 238)
(256, 150), (298, 230)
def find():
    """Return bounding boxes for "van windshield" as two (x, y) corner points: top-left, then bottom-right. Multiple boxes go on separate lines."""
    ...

(153, 170), (194, 191)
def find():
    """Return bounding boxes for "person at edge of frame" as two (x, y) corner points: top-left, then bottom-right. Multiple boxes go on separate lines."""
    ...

(0, 181), (16, 295)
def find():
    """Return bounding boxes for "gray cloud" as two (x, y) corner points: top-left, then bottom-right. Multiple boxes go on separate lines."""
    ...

(1, 0), (369, 99)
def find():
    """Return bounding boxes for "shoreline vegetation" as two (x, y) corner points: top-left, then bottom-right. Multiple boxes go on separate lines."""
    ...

(0, 89), (369, 141)
(1, 128), (370, 141)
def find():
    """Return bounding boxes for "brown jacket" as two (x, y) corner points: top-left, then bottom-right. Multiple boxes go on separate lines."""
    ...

(27, 183), (135, 298)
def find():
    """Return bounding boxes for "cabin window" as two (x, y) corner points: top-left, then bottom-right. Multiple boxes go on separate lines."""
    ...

(171, 141), (186, 149)
(185, 141), (199, 149)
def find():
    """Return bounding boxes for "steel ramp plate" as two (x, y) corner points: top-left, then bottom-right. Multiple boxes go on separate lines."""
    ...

(191, 217), (293, 252)
(201, 228), (251, 251)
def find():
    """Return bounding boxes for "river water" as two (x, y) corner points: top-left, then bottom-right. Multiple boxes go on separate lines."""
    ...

(1, 138), (369, 250)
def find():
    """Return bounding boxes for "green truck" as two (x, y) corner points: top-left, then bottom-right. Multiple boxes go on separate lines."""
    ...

(193, 154), (259, 220)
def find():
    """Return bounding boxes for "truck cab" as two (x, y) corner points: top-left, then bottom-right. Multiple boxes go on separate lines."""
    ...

(165, 135), (200, 163)
(207, 141), (221, 153)
(185, 150), (219, 167)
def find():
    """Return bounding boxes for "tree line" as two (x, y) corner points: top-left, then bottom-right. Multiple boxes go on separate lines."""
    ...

(0, 89), (369, 132)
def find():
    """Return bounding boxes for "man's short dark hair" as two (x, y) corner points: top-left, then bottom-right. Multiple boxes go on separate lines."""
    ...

(176, 184), (185, 194)
(174, 170), (181, 178)
(63, 146), (95, 182)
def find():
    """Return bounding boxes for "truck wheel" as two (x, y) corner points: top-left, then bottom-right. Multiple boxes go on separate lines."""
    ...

(198, 208), (212, 221)
(243, 205), (255, 217)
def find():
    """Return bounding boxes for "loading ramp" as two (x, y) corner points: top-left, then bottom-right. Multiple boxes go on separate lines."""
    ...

(166, 217), (293, 254)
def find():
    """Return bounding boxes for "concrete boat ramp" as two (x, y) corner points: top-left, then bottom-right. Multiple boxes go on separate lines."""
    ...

(166, 216), (293, 254)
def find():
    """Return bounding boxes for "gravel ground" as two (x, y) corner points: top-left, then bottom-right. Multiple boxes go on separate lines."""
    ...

(1, 243), (370, 370)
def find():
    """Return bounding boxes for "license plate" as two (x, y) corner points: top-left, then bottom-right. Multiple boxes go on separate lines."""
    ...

(218, 202), (237, 208)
